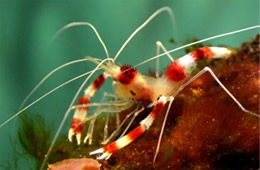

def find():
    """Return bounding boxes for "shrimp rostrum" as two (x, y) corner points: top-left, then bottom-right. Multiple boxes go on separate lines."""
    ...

(1, 7), (259, 168)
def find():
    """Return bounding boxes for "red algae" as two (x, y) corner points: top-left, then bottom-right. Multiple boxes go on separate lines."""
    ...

(48, 158), (101, 170)
(101, 35), (260, 169)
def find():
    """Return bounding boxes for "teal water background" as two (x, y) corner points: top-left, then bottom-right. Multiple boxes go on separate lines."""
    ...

(0, 0), (259, 169)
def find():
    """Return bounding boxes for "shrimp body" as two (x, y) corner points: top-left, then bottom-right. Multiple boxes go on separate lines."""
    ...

(69, 46), (235, 160)
(113, 47), (231, 103)
(1, 7), (258, 169)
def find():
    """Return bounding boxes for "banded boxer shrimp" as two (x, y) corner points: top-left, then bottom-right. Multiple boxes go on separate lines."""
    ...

(1, 6), (260, 169)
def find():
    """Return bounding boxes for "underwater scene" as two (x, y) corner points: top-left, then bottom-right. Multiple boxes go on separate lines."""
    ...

(0, 0), (259, 169)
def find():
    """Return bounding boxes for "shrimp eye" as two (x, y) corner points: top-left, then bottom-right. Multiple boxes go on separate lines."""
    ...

(118, 65), (137, 84)
(130, 90), (136, 96)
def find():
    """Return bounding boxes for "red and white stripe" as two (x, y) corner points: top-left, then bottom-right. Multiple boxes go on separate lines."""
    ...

(90, 96), (167, 159)
(165, 47), (231, 82)
(69, 73), (108, 144)
(90, 47), (231, 158)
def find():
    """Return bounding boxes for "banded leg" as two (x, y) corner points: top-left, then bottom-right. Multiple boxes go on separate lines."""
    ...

(69, 72), (108, 144)
(155, 41), (174, 78)
(70, 100), (131, 146)
(90, 96), (168, 160)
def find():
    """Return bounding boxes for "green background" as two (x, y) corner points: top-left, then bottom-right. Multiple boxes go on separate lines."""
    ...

(0, 0), (259, 169)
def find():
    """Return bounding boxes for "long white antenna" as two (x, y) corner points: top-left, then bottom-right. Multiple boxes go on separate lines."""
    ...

(19, 58), (91, 110)
(114, 7), (176, 61)
(134, 25), (260, 68)
(52, 22), (110, 59)
(0, 71), (92, 128)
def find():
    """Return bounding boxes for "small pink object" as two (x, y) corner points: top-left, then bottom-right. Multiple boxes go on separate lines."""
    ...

(48, 158), (101, 170)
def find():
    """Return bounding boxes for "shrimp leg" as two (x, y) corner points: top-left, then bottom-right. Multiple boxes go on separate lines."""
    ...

(84, 92), (118, 145)
(90, 96), (168, 160)
(155, 41), (174, 78)
(69, 73), (108, 144)
(172, 66), (260, 117)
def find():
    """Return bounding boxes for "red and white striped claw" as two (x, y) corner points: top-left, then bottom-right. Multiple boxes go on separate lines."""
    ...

(68, 117), (86, 145)
(68, 130), (82, 145)
(68, 73), (108, 145)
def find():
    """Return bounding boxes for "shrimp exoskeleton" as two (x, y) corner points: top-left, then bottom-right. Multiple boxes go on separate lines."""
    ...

(1, 6), (259, 169)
